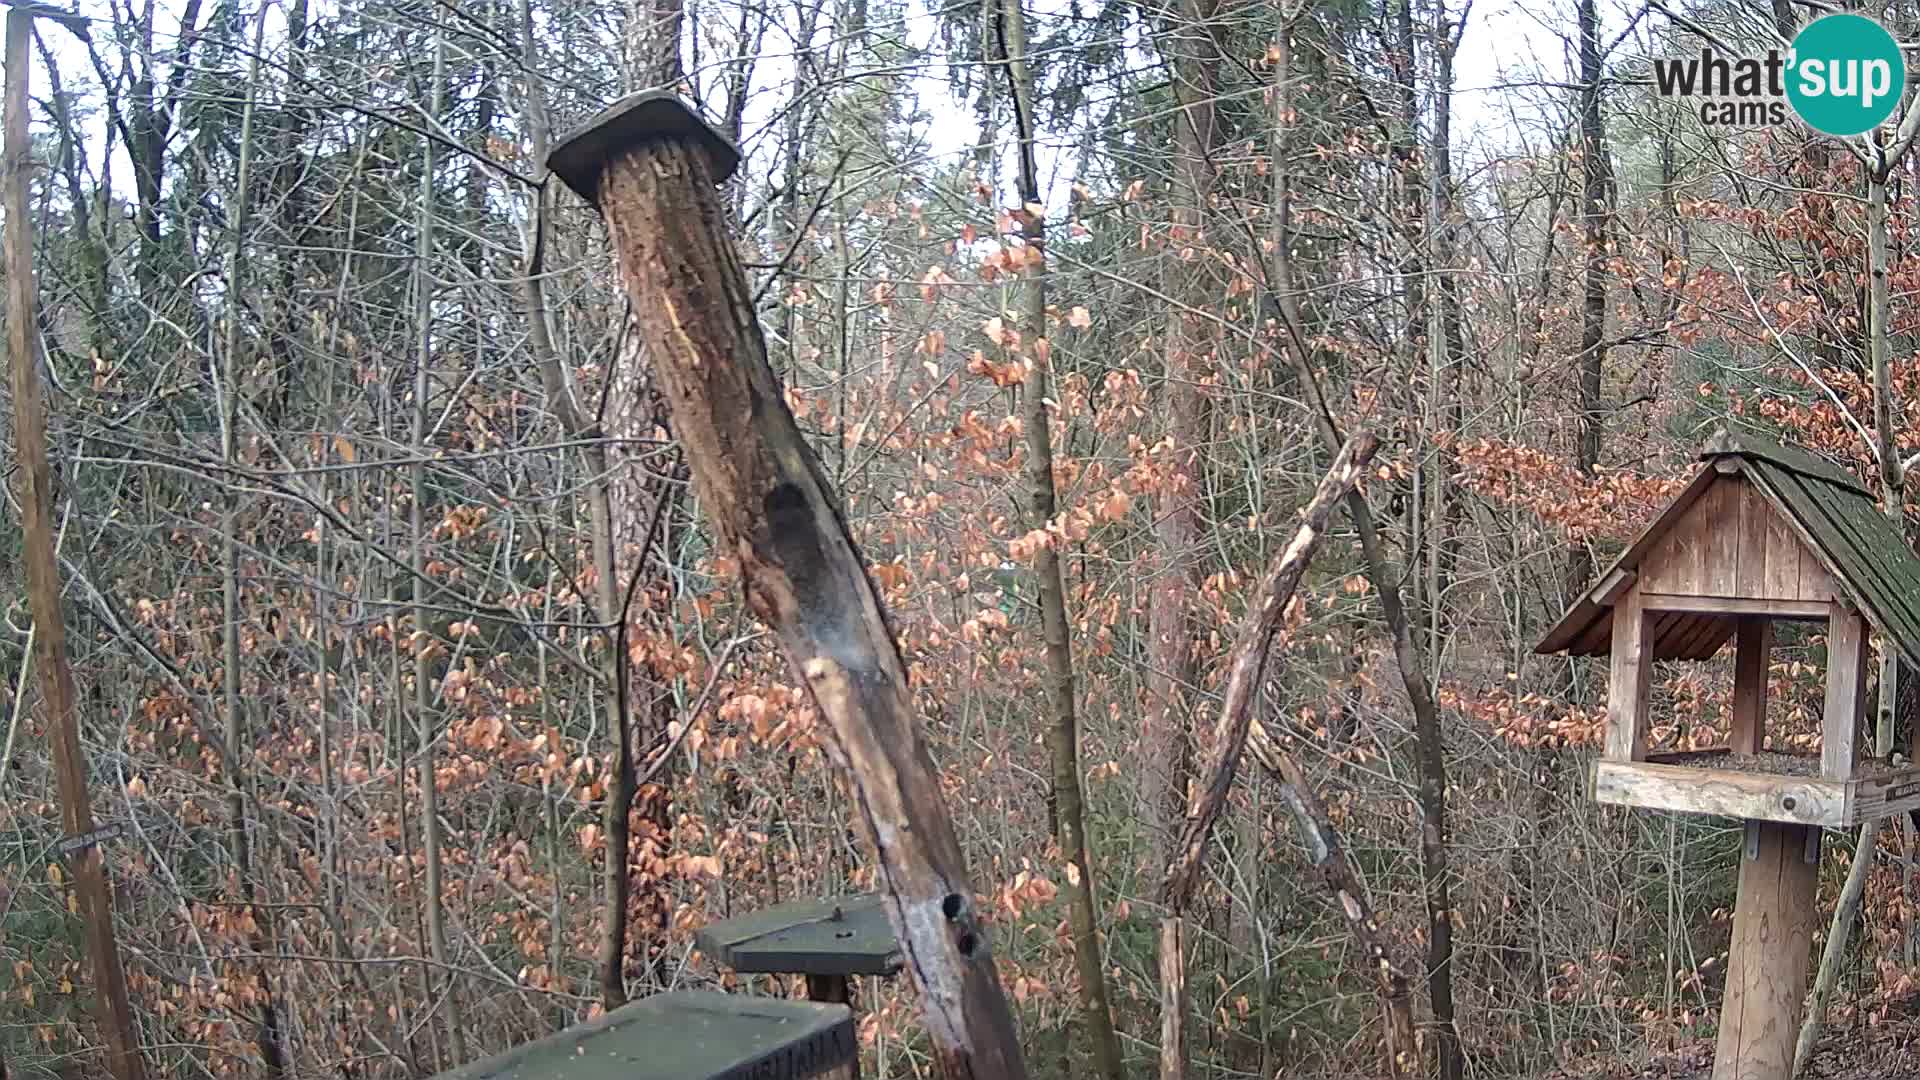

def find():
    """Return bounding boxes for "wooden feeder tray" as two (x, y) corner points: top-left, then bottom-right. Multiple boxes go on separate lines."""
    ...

(1594, 748), (1920, 827)
(696, 895), (903, 978)
(431, 990), (854, 1080)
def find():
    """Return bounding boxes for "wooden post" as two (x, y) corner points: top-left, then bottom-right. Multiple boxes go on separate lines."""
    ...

(1713, 820), (1818, 1080)
(805, 977), (858, 1080)
(1606, 590), (1652, 761)
(1731, 617), (1770, 755)
(1824, 608), (1867, 780)
(5, 12), (148, 1080)
(547, 92), (1028, 1080)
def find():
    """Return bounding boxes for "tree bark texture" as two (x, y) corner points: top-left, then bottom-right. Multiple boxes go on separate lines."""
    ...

(1145, 0), (1220, 889)
(580, 133), (1029, 1080)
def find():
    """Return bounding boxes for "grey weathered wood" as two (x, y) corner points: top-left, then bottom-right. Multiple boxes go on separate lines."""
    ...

(1824, 608), (1867, 781)
(1595, 568), (1636, 605)
(1594, 758), (1920, 826)
(1734, 477), (1770, 598)
(1593, 760), (1841, 826)
(1762, 496), (1805, 600)
(1732, 617), (1770, 755)
(1704, 479), (1741, 596)
(1605, 589), (1652, 761)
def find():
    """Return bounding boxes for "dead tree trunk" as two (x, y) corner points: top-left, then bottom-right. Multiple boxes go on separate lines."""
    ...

(1245, 717), (1420, 1074)
(549, 93), (1028, 1080)
(1158, 433), (1380, 1080)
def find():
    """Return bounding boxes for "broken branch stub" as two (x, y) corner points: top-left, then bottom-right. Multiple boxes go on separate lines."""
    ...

(548, 93), (1029, 1080)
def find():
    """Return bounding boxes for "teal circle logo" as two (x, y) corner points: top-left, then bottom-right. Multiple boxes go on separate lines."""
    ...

(1787, 14), (1905, 136)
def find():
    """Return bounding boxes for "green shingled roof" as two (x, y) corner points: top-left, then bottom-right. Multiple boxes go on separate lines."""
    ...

(1536, 428), (1920, 668)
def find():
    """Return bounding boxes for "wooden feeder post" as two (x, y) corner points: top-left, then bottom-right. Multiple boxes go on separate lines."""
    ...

(547, 93), (1028, 1080)
(1536, 430), (1920, 1080)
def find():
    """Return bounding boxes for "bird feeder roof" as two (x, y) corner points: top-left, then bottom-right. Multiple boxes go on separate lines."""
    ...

(430, 990), (854, 1080)
(1536, 428), (1920, 667)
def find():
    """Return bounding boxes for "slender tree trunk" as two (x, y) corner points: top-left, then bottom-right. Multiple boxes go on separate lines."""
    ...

(410, 20), (465, 1066)
(596, 0), (692, 1005)
(997, 1), (1124, 1074)
(217, 10), (287, 1074)
(6, 13), (148, 1078)
(1572, 0), (1607, 591)
(1425, 8), (1464, 665)
(1797, 156), (1904, 1079)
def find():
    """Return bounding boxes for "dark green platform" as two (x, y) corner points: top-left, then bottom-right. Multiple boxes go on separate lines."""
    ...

(696, 895), (902, 978)
(434, 990), (854, 1080)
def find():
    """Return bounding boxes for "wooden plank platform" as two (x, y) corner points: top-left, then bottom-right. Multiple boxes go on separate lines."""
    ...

(696, 895), (902, 978)
(1595, 751), (1920, 827)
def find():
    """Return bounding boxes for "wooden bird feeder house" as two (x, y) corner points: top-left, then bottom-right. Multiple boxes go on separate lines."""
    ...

(1538, 429), (1920, 1080)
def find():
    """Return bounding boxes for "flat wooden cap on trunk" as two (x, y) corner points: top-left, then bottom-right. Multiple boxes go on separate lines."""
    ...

(546, 91), (741, 203)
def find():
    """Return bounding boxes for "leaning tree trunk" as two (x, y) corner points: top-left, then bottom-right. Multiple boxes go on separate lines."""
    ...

(6, 12), (148, 1078)
(549, 97), (1029, 1079)
(1158, 435), (1390, 1077)
(1263, 22), (1461, 1074)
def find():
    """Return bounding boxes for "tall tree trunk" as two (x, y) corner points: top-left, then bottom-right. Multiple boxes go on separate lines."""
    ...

(1146, 0), (1218, 915)
(1797, 150), (1907, 1077)
(597, 0), (692, 1006)
(1572, 0), (1607, 592)
(218, 9), (287, 1074)
(6, 13), (148, 1078)
(998, 1), (1125, 1075)
(1425, 7), (1464, 664)
(410, 20), (465, 1067)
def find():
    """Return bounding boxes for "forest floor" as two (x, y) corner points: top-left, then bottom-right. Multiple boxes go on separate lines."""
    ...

(1544, 1024), (1920, 1079)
